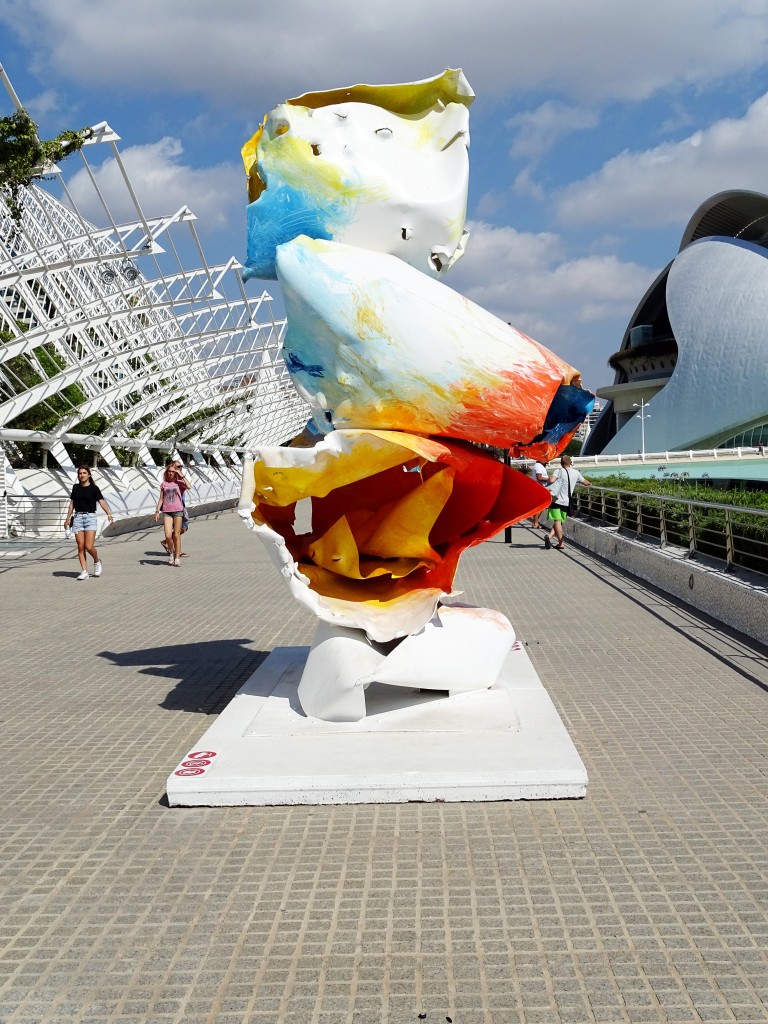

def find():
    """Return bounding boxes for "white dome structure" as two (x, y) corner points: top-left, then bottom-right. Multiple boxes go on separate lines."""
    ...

(584, 190), (768, 456)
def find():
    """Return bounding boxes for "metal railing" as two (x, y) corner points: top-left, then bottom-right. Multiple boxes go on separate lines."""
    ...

(574, 485), (768, 575)
(512, 447), (765, 471)
(1, 495), (71, 540)
(570, 446), (765, 466)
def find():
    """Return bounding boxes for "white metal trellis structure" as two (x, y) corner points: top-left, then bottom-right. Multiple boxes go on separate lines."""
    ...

(0, 71), (308, 473)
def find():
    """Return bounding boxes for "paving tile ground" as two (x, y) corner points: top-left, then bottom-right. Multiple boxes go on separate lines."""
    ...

(0, 511), (766, 1024)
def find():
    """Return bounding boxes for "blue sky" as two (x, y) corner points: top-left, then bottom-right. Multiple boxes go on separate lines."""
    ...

(2, 0), (768, 392)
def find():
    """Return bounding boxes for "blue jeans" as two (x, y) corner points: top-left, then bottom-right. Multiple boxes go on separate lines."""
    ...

(72, 512), (98, 533)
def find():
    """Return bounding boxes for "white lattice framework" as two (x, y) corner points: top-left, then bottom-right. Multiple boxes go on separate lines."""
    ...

(0, 77), (308, 471)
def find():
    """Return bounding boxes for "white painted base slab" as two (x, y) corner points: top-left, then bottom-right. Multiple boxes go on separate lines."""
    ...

(166, 642), (587, 806)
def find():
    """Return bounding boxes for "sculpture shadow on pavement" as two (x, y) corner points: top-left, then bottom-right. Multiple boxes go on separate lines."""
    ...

(98, 641), (268, 714)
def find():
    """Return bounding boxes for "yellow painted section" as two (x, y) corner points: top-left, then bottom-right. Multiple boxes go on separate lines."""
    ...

(252, 133), (389, 209)
(298, 563), (439, 605)
(287, 69), (473, 115)
(242, 122), (267, 202)
(309, 516), (362, 578)
(266, 136), (350, 195)
(253, 430), (450, 508)
(241, 123), (263, 175)
(354, 299), (386, 341)
(309, 515), (430, 581)
(364, 467), (453, 561)
(415, 118), (441, 147)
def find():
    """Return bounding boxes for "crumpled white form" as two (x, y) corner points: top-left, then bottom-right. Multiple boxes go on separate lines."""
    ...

(235, 67), (594, 725)
(242, 68), (473, 281)
(275, 235), (581, 447)
(298, 605), (515, 722)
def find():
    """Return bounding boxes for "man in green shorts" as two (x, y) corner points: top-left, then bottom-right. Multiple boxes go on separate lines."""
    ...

(544, 455), (592, 551)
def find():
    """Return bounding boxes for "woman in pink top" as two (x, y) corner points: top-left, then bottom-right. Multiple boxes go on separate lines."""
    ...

(154, 463), (189, 566)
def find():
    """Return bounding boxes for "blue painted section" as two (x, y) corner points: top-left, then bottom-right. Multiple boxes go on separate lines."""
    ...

(541, 385), (595, 445)
(284, 351), (325, 378)
(243, 186), (345, 280)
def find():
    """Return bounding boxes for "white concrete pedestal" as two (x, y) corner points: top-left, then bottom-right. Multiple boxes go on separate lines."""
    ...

(166, 642), (587, 806)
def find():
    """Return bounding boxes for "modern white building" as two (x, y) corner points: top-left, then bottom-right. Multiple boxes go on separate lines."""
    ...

(0, 130), (307, 469)
(0, 67), (309, 536)
(0, 68), (313, 540)
(583, 190), (768, 457)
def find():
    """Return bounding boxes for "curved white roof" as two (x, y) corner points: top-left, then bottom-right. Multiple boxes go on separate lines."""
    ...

(0, 115), (308, 464)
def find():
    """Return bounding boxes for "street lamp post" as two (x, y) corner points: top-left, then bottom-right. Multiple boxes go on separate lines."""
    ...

(632, 400), (651, 460)
(504, 449), (512, 544)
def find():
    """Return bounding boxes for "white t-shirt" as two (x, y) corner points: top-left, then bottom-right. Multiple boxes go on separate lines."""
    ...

(532, 461), (548, 485)
(549, 467), (586, 505)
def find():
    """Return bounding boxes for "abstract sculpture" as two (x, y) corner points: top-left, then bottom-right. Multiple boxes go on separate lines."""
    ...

(239, 69), (594, 721)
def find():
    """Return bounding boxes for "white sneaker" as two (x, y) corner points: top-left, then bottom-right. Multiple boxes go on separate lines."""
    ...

(93, 561), (103, 577)
(168, 555), (175, 566)
(77, 571), (89, 580)
(174, 557), (181, 567)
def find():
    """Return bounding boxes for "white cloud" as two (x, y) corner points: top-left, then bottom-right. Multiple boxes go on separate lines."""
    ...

(65, 137), (243, 229)
(2, 0), (767, 108)
(507, 101), (599, 159)
(451, 221), (651, 312)
(474, 189), (506, 219)
(2, 0), (764, 391)
(24, 89), (61, 118)
(512, 167), (545, 201)
(446, 221), (655, 385)
(556, 92), (768, 228)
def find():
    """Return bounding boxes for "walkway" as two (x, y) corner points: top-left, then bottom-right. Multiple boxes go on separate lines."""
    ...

(1, 512), (767, 1024)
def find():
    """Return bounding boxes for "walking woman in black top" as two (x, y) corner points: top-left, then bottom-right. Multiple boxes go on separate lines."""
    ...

(63, 466), (114, 580)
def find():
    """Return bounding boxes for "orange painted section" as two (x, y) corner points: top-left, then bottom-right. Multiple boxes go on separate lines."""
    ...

(253, 434), (551, 608)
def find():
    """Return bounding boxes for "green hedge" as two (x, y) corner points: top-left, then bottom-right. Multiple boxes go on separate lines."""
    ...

(580, 476), (768, 571)
(592, 474), (768, 510)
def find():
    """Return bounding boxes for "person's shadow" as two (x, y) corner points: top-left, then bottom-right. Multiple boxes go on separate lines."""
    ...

(98, 639), (268, 713)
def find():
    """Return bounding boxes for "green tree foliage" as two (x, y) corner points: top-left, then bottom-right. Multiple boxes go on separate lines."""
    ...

(593, 474), (768, 511)
(4, 341), (87, 431)
(0, 109), (92, 223)
(0, 329), (110, 465)
(563, 437), (583, 457)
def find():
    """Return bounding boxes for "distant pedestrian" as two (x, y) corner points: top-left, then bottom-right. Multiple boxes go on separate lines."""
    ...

(155, 462), (189, 566)
(63, 465), (114, 580)
(160, 460), (191, 557)
(758, 444), (764, 456)
(530, 459), (550, 528)
(544, 455), (592, 552)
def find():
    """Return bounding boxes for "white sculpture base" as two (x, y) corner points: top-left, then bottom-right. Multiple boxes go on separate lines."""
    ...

(166, 642), (587, 806)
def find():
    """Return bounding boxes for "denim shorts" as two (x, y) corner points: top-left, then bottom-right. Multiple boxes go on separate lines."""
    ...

(72, 512), (98, 533)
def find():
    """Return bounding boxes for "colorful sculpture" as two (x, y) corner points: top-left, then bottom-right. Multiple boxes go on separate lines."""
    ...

(239, 70), (594, 721)
(242, 68), (473, 281)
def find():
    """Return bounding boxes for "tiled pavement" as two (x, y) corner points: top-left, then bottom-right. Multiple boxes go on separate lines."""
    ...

(1, 512), (767, 1024)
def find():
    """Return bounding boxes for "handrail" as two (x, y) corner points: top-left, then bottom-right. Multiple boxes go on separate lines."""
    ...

(511, 446), (765, 467)
(570, 447), (762, 465)
(573, 483), (768, 574)
(586, 484), (768, 518)
(0, 450), (7, 539)
(1, 494), (71, 540)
